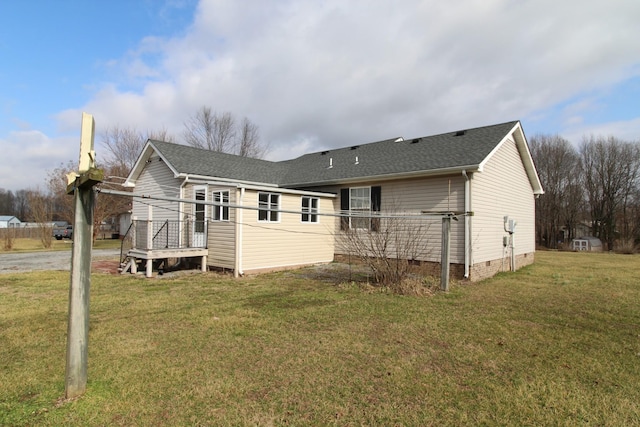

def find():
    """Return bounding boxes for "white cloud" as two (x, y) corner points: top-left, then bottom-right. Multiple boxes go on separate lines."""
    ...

(56, 0), (640, 162)
(562, 117), (640, 145)
(0, 130), (76, 191)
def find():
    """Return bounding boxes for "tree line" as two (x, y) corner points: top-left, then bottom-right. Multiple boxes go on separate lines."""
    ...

(0, 107), (267, 245)
(530, 134), (640, 251)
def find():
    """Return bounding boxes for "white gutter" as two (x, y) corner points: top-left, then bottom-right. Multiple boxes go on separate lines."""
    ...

(462, 170), (471, 278)
(177, 173), (279, 188)
(285, 165), (482, 188)
(178, 174), (336, 198)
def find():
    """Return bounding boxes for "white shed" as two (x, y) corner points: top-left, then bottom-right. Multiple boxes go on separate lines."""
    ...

(0, 216), (21, 228)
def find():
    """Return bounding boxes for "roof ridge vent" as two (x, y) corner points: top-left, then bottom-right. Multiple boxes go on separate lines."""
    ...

(454, 130), (466, 136)
(410, 138), (421, 144)
(350, 145), (359, 150)
(321, 150), (330, 155)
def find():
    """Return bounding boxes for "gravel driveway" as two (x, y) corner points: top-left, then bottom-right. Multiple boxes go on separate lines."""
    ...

(0, 249), (120, 274)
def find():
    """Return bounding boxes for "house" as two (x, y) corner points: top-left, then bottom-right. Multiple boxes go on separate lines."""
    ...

(0, 216), (21, 228)
(124, 120), (543, 281)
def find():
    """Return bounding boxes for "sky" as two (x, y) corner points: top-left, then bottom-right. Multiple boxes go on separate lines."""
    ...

(1, 0), (639, 193)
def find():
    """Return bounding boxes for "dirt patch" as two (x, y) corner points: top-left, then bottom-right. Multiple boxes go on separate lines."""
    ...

(290, 262), (374, 283)
(92, 260), (121, 275)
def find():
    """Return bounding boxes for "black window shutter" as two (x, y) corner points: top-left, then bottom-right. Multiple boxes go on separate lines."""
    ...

(371, 186), (381, 232)
(340, 188), (349, 230)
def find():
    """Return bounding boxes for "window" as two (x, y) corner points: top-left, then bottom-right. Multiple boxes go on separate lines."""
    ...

(194, 188), (206, 233)
(258, 192), (280, 222)
(349, 187), (370, 229)
(301, 196), (319, 223)
(212, 190), (230, 221)
(340, 186), (381, 231)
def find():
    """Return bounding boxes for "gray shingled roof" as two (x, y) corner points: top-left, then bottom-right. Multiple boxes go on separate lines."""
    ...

(280, 121), (519, 186)
(150, 140), (290, 184)
(149, 121), (519, 188)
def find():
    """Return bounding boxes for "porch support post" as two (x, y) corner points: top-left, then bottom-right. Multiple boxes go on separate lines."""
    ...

(146, 205), (153, 250)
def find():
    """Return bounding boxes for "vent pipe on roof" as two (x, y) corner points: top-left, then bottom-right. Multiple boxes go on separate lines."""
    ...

(355, 156), (359, 165)
(328, 158), (333, 169)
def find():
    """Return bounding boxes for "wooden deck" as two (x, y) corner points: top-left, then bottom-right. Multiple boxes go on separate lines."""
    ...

(123, 248), (208, 277)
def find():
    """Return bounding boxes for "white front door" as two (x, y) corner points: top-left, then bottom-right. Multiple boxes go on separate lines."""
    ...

(193, 188), (206, 247)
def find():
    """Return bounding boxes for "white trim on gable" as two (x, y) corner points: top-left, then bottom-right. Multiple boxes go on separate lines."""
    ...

(477, 122), (543, 195)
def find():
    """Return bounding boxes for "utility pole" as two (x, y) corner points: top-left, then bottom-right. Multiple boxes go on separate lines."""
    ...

(65, 113), (103, 399)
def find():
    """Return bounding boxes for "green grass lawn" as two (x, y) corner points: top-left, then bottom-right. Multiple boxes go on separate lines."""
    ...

(0, 237), (121, 252)
(1, 251), (639, 425)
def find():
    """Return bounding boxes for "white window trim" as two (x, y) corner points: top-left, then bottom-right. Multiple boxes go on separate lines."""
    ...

(301, 196), (319, 223)
(349, 186), (371, 230)
(194, 185), (208, 233)
(258, 192), (280, 223)
(212, 190), (230, 222)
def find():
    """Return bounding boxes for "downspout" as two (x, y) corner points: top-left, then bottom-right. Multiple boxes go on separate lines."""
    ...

(462, 170), (471, 278)
(234, 186), (245, 277)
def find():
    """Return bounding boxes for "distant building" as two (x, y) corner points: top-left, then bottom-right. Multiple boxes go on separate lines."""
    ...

(571, 236), (603, 252)
(0, 216), (21, 228)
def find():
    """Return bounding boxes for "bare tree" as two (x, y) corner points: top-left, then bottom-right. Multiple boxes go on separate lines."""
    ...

(529, 134), (582, 248)
(47, 161), (132, 241)
(184, 107), (236, 153)
(14, 190), (31, 221)
(27, 189), (53, 249)
(579, 136), (640, 250)
(0, 189), (15, 215)
(147, 127), (174, 144)
(101, 126), (146, 172)
(47, 161), (76, 223)
(183, 107), (267, 158)
(237, 116), (266, 158)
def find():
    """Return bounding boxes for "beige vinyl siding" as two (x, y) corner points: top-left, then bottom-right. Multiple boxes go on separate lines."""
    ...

(240, 190), (335, 272)
(471, 137), (536, 264)
(131, 153), (181, 222)
(332, 176), (465, 264)
(207, 187), (237, 269)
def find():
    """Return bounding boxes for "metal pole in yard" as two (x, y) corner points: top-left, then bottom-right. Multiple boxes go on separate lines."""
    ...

(440, 216), (451, 291)
(65, 113), (103, 399)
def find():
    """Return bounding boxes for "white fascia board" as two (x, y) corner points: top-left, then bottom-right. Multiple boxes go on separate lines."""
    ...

(512, 123), (544, 195)
(180, 174), (336, 198)
(177, 173), (279, 188)
(476, 122), (544, 195)
(124, 140), (180, 187)
(285, 165), (482, 188)
(241, 183), (337, 198)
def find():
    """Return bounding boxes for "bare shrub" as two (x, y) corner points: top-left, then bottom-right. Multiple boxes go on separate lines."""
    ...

(615, 238), (637, 254)
(27, 190), (53, 249)
(2, 228), (15, 250)
(339, 212), (433, 292)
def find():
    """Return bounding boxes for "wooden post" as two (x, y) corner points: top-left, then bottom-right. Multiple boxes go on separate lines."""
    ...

(65, 113), (103, 399)
(440, 216), (451, 291)
(146, 205), (153, 278)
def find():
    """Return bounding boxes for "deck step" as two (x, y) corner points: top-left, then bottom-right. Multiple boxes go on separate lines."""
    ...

(119, 258), (134, 274)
